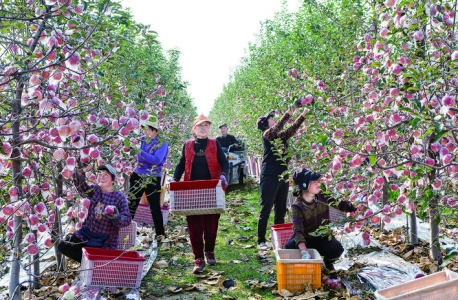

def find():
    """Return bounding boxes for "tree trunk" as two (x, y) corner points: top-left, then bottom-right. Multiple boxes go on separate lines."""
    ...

(429, 195), (442, 263)
(54, 162), (66, 272)
(410, 207), (419, 245)
(10, 215), (23, 300)
(381, 181), (388, 231)
(9, 83), (24, 300)
(32, 229), (40, 289)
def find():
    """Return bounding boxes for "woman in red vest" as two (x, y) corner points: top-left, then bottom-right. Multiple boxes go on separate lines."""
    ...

(173, 114), (229, 273)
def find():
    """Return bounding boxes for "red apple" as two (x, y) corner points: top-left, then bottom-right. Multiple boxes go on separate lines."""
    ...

(104, 205), (115, 215)
(87, 134), (99, 144)
(44, 237), (53, 247)
(25, 232), (36, 244)
(89, 148), (99, 159)
(58, 283), (70, 294)
(27, 244), (39, 255)
(2, 205), (14, 216)
(28, 214), (39, 226)
(9, 186), (19, 197)
(37, 224), (47, 233)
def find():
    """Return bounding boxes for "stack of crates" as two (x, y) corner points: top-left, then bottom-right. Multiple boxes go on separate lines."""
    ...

(270, 223), (293, 250)
(275, 249), (323, 292)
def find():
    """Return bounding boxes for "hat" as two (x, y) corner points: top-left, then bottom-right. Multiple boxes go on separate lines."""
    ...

(140, 116), (160, 130)
(146, 120), (159, 130)
(219, 123), (228, 129)
(146, 116), (159, 130)
(293, 168), (321, 191)
(193, 114), (212, 128)
(98, 164), (116, 179)
(257, 111), (275, 131)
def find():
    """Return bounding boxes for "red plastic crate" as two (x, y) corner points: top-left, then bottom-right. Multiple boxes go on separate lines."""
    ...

(117, 221), (136, 250)
(134, 204), (170, 225)
(169, 180), (225, 216)
(270, 223), (293, 250)
(80, 247), (145, 288)
(133, 203), (154, 224)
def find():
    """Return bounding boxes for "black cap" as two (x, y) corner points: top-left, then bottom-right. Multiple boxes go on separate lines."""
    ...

(257, 111), (275, 131)
(293, 168), (321, 191)
(219, 123), (227, 129)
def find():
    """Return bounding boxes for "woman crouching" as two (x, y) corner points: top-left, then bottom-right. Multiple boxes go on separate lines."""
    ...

(286, 168), (356, 271)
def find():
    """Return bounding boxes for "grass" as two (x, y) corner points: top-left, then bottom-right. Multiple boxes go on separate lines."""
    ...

(142, 178), (282, 299)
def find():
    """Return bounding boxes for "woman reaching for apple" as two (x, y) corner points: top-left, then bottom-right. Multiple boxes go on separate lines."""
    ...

(128, 117), (169, 237)
(285, 168), (356, 271)
(57, 164), (131, 263)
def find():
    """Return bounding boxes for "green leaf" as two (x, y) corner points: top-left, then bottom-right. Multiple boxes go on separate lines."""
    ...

(434, 214), (441, 225)
(123, 139), (130, 148)
(443, 247), (458, 261)
(318, 135), (328, 145)
(368, 155), (376, 165)
(409, 118), (421, 127)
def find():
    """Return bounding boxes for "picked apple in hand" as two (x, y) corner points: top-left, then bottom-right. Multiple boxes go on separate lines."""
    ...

(104, 205), (116, 215)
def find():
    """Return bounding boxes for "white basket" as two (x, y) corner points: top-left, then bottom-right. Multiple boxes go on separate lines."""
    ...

(80, 247), (144, 288)
(161, 206), (169, 224)
(117, 221), (136, 249)
(169, 180), (225, 216)
(329, 207), (347, 222)
(374, 270), (458, 300)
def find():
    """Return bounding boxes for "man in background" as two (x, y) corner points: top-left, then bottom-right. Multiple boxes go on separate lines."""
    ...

(216, 123), (240, 152)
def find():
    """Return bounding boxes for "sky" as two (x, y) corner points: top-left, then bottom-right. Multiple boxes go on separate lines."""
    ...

(121, 0), (302, 116)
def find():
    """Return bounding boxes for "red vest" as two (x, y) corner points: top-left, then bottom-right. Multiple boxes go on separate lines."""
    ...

(184, 139), (221, 181)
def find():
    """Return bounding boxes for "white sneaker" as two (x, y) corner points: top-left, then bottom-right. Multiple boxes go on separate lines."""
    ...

(257, 242), (269, 250)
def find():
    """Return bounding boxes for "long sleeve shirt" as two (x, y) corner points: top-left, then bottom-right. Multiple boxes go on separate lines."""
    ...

(73, 171), (132, 249)
(173, 138), (229, 181)
(134, 136), (169, 177)
(216, 134), (239, 149)
(291, 193), (356, 247)
(261, 113), (305, 176)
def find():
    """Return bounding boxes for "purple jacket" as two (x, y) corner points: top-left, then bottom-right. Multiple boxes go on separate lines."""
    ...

(134, 136), (168, 177)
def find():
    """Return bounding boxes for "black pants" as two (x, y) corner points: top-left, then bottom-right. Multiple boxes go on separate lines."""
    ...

(129, 172), (165, 235)
(285, 236), (344, 270)
(57, 235), (84, 263)
(257, 174), (289, 244)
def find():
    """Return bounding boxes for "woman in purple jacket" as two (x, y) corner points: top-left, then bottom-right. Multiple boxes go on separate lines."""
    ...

(129, 118), (168, 236)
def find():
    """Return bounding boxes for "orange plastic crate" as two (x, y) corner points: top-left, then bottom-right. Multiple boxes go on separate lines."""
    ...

(270, 223), (293, 249)
(275, 249), (322, 292)
(374, 270), (458, 300)
(80, 247), (145, 288)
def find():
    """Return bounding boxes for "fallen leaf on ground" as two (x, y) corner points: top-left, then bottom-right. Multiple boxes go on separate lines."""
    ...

(167, 286), (182, 293)
(154, 260), (168, 268)
(281, 289), (293, 297)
